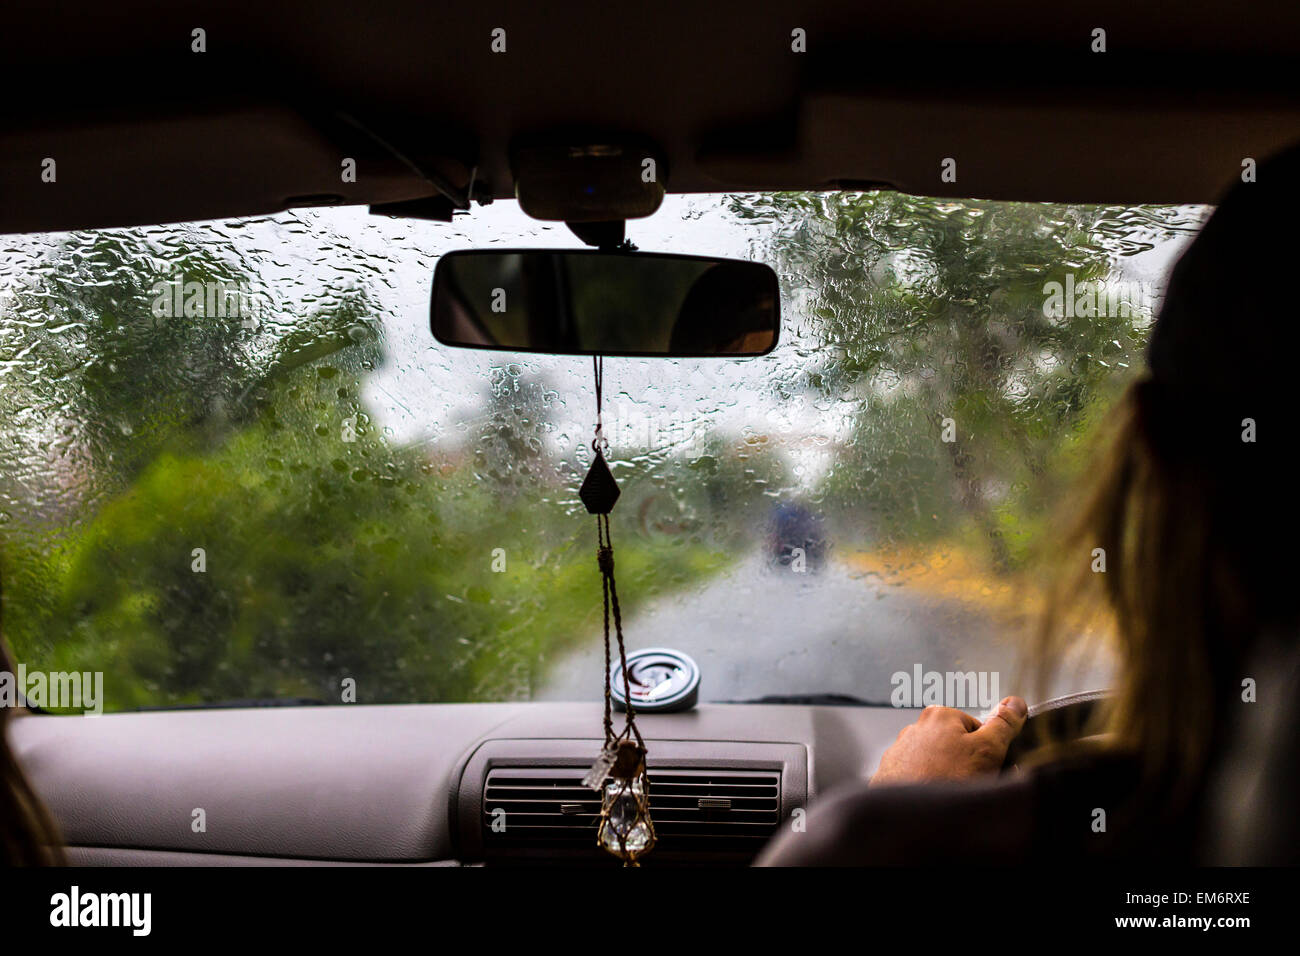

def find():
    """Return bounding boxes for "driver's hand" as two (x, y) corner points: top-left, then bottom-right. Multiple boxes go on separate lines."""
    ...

(869, 696), (1028, 786)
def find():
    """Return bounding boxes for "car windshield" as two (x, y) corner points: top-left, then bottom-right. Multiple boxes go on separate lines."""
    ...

(0, 193), (1207, 712)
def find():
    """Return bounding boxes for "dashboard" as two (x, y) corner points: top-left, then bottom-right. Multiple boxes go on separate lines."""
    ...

(11, 701), (917, 866)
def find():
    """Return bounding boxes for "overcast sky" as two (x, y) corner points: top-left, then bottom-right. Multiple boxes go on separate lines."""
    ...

(2, 193), (1206, 498)
(275, 194), (1203, 487)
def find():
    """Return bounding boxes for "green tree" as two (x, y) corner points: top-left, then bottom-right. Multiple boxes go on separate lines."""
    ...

(734, 192), (1194, 571)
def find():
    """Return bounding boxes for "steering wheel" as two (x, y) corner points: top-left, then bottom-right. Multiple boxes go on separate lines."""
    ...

(1002, 689), (1112, 771)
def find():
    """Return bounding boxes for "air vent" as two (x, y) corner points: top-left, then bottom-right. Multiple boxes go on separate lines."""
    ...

(482, 767), (782, 856)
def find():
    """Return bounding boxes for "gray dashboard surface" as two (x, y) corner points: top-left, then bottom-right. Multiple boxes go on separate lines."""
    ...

(11, 702), (917, 863)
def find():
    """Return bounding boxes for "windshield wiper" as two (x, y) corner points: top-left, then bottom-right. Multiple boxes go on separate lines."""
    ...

(133, 697), (327, 711)
(722, 693), (887, 707)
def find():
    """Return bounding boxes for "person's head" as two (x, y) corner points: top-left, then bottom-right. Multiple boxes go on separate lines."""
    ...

(1034, 143), (1300, 790)
(0, 618), (64, 865)
(669, 262), (777, 355)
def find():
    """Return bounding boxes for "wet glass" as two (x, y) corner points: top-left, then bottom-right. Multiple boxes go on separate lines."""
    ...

(0, 193), (1208, 712)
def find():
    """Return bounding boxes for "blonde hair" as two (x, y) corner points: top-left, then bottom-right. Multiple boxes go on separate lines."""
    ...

(0, 628), (66, 865)
(1029, 378), (1268, 801)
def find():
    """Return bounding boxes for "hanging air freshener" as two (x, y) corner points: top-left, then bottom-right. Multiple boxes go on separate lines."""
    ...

(579, 356), (656, 865)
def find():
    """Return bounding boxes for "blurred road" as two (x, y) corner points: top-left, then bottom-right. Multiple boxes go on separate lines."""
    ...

(537, 554), (1109, 707)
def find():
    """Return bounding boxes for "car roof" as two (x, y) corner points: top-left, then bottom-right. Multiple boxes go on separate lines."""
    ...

(2, 0), (1299, 234)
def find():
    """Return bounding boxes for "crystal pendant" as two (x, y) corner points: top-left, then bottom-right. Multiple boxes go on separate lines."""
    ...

(598, 776), (654, 857)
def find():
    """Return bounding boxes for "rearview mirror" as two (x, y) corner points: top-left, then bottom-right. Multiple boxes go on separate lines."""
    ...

(431, 250), (779, 357)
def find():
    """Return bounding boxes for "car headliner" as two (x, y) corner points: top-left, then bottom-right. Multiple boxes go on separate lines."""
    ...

(1, 0), (1298, 234)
